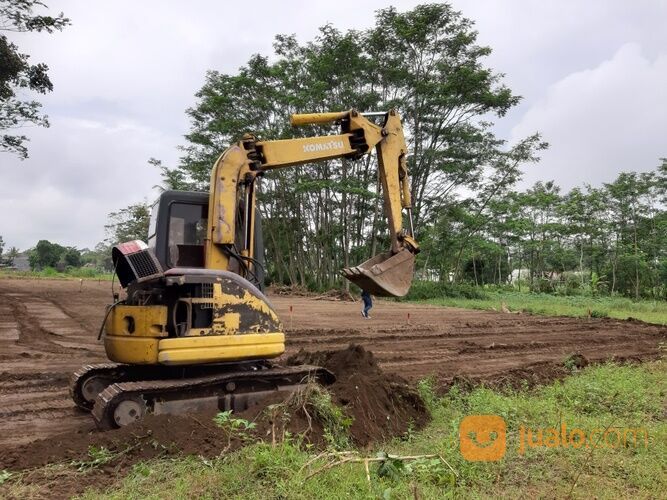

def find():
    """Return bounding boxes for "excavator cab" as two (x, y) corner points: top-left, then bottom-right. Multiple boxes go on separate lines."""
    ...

(147, 191), (208, 270)
(146, 190), (265, 290)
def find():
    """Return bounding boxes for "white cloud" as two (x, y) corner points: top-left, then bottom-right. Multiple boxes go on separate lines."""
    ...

(0, 116), (169, 249)
(512, 43), (667, 190)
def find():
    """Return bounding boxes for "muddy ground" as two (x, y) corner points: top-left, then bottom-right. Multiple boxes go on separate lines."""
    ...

(0, 277), (665, 450)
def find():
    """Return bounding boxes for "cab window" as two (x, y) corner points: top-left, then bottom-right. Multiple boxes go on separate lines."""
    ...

(147, 201), (159, 248)
(167, 203), (207, 267)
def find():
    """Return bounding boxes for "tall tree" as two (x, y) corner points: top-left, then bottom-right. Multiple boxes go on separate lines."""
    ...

(5, 246), (19, 266)
(62, 247), (81, 268)
(29, 239), (64, 270)
(105, 202), (151, 246)
(604, 172), (655, 298)
(0, 0), (69, 158)
(365, 3), (524, 227)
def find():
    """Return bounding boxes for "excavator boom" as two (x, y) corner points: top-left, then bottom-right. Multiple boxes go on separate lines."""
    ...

(206, 109), (419, 296)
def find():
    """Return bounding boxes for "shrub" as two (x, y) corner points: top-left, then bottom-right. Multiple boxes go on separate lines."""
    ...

(403, 281), (488, 301)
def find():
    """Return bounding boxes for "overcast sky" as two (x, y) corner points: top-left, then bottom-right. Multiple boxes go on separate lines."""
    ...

(2, 0), (666, 251)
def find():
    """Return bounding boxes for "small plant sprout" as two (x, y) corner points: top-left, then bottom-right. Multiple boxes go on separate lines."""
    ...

(213, 410), (258, 453)
(0, 470), (12, 485)
(71, 446), (115, 471)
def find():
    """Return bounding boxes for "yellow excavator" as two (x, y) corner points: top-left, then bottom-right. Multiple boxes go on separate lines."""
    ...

(70, 109), (419, 428)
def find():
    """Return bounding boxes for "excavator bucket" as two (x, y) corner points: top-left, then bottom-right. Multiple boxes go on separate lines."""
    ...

(342, 248), (415, 297)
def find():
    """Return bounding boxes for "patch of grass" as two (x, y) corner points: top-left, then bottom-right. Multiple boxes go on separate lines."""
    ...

(0, 463), (81, 499)
(404, 281), (488, 300)
(414, 290), (667, 325)
(72, 361), (666, 499)
(389, 361), (667, 498)
(0, 268), (113, 281)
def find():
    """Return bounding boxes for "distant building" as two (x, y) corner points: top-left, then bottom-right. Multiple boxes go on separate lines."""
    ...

(11, 253), (30, 271)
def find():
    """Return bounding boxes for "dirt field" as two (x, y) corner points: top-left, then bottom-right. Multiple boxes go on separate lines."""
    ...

(1, 278), (665, 449)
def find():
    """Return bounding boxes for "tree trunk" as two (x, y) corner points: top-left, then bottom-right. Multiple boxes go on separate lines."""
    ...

(341, 158), (350, 292)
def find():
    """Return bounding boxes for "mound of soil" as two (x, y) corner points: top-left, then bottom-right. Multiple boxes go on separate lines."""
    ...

(444, 361), (573, 392)
(287, 344), (429, 446)
(268, 285), (356, 302)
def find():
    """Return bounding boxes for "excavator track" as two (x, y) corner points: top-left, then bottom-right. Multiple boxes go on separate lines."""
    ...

(70, 362), (179, 411)
(70, 363), (131, 411)
(70, 360), (302, 412)
(91, 364), (334, 429)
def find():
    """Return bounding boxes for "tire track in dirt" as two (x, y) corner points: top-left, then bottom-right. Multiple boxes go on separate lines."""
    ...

(1, 292), (70, 354)
(0, 282), (106, 447)
(0, 374), (92, 447)
(284, 313), (665, 387)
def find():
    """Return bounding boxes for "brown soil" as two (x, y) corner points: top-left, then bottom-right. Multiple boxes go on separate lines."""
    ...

(287, 344), (428, 447)
(0, 278), (665, 496)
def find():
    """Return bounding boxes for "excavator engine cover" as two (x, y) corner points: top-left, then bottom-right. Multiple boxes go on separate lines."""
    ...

(342, 248), (415, 297)
(112, 240), (164, 288)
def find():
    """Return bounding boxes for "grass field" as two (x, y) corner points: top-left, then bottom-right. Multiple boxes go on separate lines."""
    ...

(417, 291), (667, 325)
(80, 361), (666, 499)
(0, 268), (113, 280)
(4, 361), (658, 498)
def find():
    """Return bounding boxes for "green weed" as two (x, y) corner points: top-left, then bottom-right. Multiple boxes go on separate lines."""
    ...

(563, 353), (587, 373)
(71, 446), (115, 471)
(213, 410), (258, 452)
(213, 410), (257, 434)
(0, 470), (12, 485)
(416, 377), (438, 414)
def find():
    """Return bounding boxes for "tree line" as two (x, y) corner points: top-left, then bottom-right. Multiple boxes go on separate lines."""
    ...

(424, 163), (666, 298)
(0, 238), (106, 272)
(0, 202), (150, 271)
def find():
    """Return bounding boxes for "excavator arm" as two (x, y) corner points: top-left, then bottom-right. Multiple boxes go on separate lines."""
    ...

(205, 109), (419, 297)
